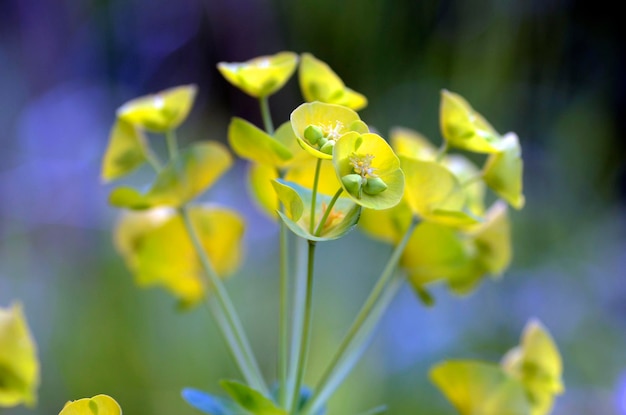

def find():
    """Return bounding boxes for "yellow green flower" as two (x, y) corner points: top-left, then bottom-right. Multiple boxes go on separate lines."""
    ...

(502, 320), (564, 415)
(59, 394), (122, 415)
(299, 53), (367, 111)
(0, 302), (39, 408)
(117, 85), (197, 133)
(483, 132), (525, 209)
(290, 102), (368, 159)
(440, 89), (502, 154)
(333, 132), (404, 209)
(101, 119), (149, 182)
(114, 205), (245, 307)
(217, 52), (298, 98)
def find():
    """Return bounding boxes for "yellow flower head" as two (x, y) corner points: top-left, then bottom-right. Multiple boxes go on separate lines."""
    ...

(290, 102), (368, 159)
(299, 53), (367, 111)
(0, 302), (39, 408)
(117, 85), (197, 133)
(217, 52), (298, 98)
(59, 394), (122, 415)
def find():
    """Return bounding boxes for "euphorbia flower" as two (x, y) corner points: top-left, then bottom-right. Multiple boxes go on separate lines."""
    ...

(299, 53), (368, 111)
(59, 394), (122, 415)
(217, 52), (298, 98)
(117, 85), (197, 133)
(290, 102), (368, 159)
(483, 132), (525, 209)
(333, 132), (404, 210)
(440, 89), (502, 154)
(114, 205), (245, 307)
(0, 302), (39, 408)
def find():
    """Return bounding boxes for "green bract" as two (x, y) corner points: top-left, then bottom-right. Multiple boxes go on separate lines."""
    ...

(333, 132), (404, 209)
(440, 89), (502, 154)
(101, 119), (148, 182)
(109, 142), (232, 209)
(59, 395), (122, 415)
(290, 102), (368, 159)
(272, 179), (360, 241)
(299, 53), (367, 111)
(0, 303), (39, 408)
(114, 205), (245, 307)
(117, 84), (197, 133)
(217, 52), (298, 98)
(228, 117), (293, 167)
(483, 132), (525, 209)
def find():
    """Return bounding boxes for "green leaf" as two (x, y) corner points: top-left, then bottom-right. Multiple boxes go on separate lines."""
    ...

(430, 360), (531, 415)
(109, 142), (232, 209)
(228, 117), (292, 166)
(101, 119), (148, 182)
(220, 380), (286, 415)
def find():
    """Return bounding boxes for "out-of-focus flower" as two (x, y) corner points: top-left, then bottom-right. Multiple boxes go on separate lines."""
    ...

(117, 85), (197, 133)
(114, 205), (245, 308)
(0, 302), (39, 408)
(333, 132), (404, 210)
(217, 52), (298, 98)
(59, 394), (122, 415)
(299, 53), (367, 111)
(483, 132), (525, 209)
(101, 119), (149, 182)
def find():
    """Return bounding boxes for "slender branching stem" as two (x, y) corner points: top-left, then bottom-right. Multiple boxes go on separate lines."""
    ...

(260, 96), (275, 135)
(309, 159), (323, 234)
(166, 129), (179, 161)
(314, 187), (344, 237)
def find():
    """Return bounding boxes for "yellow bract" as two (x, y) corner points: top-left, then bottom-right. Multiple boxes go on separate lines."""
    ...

(217, 52), (298, 98)
(483, 132), (525, 209)
(390, 127), (438, 160)
(117, 85), (197, 133)
(59, 394), (122, 415)
(333, 132), (404, 210)
(358, 199), (413, 245)
(101, 119), (148, 182)
(440, 89), (502, 154)
(470, 201), (511, 276)
(0, 302), (39, 408)
(299, 53), (367, 111)
(114, 205), (245, 307)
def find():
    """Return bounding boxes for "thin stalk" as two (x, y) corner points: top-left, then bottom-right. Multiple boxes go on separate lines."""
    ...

(180, 206), (268, 395)
(278, 192), (290, 407)
(301, 217), (419, 415)
(354, 406), (388, 415)
(285, 238), (309, 410)
(309, 159), (323, 233)
(314, 187), (344, 237)
(166, 130), (179, 161)
(460, 172), (484, 187)
(289, 240), (317, 413)
(436, 141), (449, 162)
(260, 96), (275, 135)
(145, 148), (163, 172)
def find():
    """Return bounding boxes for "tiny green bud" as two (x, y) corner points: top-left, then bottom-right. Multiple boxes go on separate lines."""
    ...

(342, 174), (362, 197)
(363, 177), (388, 195)
(320, 140), (335, 155)
(304, 125), (324, 145)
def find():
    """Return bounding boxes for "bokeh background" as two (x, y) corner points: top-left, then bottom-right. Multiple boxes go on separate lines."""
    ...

(1, 0), (624, 414)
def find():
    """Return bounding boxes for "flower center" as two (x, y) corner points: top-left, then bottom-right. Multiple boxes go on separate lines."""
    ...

(322, 121), (343, 142)
(349, 153), (378, 179)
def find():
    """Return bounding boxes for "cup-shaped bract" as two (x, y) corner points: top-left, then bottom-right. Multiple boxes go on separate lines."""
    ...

(299, 53), (367, 111)
(272, 179), (360, 242)
(430, 360), (531, 415)
(333, 132), (404, 210)
(218, 52), (298, 98)
(228, 117), (293, 167)
(290, 102), (368, 159)
(59, 394), (122, 415)
(109, 142), (232, 209)
(440, 89), (502, 154)
(114, 205), (245, 307)
(358, 199), (414, 245)
(0, 303), (39, 408)
(117, 85), (197, 133)
(101, 119), (148, 182)
(470, 201), (511, 276)
(502, 320), (564, 415)
(483, 132), (525, 209)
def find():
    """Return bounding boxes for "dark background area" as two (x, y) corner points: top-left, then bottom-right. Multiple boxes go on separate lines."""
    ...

(0, 0), (624, 414)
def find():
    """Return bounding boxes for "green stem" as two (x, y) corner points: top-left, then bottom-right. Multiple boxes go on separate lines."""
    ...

(145, 148), (163, 172)
(314, 187), (344, 237)
(166, 130), (179, 161)
(301, 217), (419, 415)
(436, 140), (449, 162)
(309, 159), (323, 234)
(180, 207), (268, 395)
(289, 240), (317, 413)
(260, 96), (275, 135)
(278, 197), (290, 407)
(460, 172), (484, 187)
(285, 238), (308, 410)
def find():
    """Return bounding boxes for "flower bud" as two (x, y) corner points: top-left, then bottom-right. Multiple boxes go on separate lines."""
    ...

(304, 125), (324, 145)
(363, 177), (388, 195)
(341, 174), (362, 197)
